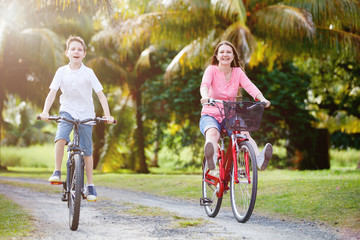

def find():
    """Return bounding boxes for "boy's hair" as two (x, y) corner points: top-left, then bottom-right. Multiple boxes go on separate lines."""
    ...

(66, 35), (86, 51)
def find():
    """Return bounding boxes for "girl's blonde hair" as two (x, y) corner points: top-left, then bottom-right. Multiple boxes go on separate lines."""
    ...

(210, 41), (244, 70)
(66, 35), (86, 51)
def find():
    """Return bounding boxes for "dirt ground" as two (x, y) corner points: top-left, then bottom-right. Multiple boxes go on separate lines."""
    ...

(0, 176), (351, 240)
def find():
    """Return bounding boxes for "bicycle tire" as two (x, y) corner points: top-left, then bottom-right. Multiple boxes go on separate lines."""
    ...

(230, 140), (258, 223)
(202, 157), (222, 217)
(69, 153), (83, 230)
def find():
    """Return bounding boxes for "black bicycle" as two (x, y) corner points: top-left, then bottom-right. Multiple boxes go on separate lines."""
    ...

(37, 115), (116, 230)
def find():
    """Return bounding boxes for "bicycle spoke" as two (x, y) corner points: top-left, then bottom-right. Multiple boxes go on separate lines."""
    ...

(230, 141), (257, 223)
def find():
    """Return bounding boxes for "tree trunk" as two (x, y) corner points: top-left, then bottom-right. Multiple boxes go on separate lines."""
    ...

(149, 124), (160, 168)
(0, 69), (5, 170)
(135, 90), (149, 173)
(357, 154), (360, 169)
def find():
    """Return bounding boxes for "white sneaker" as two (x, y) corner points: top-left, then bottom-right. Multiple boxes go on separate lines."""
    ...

(257, 143), (273, 170)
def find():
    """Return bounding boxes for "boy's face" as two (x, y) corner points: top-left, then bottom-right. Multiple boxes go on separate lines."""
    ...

(65, 41), (86, 64)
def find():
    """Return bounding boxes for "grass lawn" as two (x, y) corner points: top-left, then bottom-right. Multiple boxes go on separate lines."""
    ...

(0, 194), (34, 238)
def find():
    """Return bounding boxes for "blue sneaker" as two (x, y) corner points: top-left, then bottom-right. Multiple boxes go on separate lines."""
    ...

(49, 170), (61, 183)
(86, 185), (98, 202)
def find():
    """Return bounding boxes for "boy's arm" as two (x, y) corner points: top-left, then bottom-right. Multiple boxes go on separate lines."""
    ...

(96, 91), (114, 124)
(40, 89), (57, 120)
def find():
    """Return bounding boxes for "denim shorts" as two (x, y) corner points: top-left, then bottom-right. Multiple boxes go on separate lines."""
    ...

(55, 111), (93, 156)
(199, 115), (231, 136)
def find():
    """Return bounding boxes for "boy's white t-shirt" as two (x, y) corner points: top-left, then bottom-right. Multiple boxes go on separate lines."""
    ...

(49, 63), (103, 120)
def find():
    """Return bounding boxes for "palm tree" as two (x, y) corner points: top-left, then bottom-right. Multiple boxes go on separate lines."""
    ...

(89, 28), (161, 172)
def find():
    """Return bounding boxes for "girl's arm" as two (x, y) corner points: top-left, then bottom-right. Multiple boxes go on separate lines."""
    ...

(40, 89), (57, 120)
(96, 91), (114, 124)
(256, 93), (271, 108)
(200, 85), (210, 104)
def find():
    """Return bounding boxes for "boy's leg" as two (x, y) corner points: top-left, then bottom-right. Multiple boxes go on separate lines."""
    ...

(78, 124), (97, 201)
(84, 155), (94, 185)
(49, 139), (66, 182)
(55, 139), (66, 170)
(84, 155), (97, 201)
(50, 112), (72, 182)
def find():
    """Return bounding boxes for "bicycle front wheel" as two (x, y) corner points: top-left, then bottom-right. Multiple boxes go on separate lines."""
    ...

(230, 141), (258, 223)
(68, 153), (83, 230)
(202, 157), (222, 217)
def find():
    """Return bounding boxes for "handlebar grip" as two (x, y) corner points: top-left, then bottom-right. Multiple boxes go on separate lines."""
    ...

(36, 116), (41, 120)
(113, 119), (117, 124)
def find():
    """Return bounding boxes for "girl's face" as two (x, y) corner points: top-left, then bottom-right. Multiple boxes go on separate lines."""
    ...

(216, 44), (234, 66)
(65, 41), (86, 64)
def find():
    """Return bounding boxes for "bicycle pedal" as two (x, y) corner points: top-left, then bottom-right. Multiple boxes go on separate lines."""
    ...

(50, 181), (63, 185)
(200, 197), (212, 206)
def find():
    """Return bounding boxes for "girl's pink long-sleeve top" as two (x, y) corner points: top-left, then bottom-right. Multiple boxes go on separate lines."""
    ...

(201, 65), (261, 123)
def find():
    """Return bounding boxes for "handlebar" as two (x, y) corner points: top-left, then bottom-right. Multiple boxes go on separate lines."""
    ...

(37, 115), (117, 124)
(203, 98), (266, 109)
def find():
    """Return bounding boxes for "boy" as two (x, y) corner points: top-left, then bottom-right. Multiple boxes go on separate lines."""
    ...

(40, 35), (114, 202)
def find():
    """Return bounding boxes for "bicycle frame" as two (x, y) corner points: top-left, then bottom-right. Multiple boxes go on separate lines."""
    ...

(64, 120), (86, 199)
(204, 129), (249, 198)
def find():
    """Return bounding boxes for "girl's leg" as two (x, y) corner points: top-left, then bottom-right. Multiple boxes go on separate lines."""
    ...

(84, 155), (93, 185)
(242, 131), (272, 170)
(204, 127), (220, 170)
(242, 131), (260, 156)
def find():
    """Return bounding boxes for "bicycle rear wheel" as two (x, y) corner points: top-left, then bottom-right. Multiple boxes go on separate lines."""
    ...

(68, 153), (83, 230)
(230, 141), (258, 223)
(202, 157), (222, 217)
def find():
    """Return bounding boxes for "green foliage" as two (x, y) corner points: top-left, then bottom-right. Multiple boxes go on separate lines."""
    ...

(0, 144), (66, 169)
(142, 52), (205, 166)
(2, 96), (54, 147)
(247, 62), (317, 168)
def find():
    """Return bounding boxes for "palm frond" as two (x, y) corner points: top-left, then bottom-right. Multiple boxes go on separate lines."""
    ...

(213, 0), (247, 25)
(220, 22), (256, 63)
(86, 56), (128, 86)
(19, 28), (65, 72)
(134, 45), (157, 75)
(164, 30), (218, 82)
(0, 0), (113, 14)
(314, 26), (360, 61)
(288, 0), (360, 30)
(255, 4), (316, 50)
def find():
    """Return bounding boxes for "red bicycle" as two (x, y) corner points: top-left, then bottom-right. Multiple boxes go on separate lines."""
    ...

(200, 99), (265, 223)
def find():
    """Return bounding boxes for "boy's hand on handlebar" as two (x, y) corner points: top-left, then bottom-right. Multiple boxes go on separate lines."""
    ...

(39, 112), (49, 121)
(103, 115), (115, 124)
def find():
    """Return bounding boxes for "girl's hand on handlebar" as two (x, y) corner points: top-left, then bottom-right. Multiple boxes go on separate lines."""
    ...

(200, 98), (210, 105)
(261, 99), (271, 108)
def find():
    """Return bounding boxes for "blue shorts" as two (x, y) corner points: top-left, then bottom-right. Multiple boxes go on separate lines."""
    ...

(199, 115), (231, 136)
(55, 111), (93, 156)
